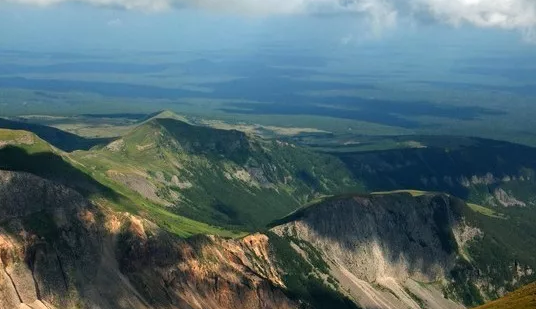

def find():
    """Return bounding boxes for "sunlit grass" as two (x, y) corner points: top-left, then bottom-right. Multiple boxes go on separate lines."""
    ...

(372, 189), (428, 197)
(475, 282), (536, 309)
(467, 203), (506, 219)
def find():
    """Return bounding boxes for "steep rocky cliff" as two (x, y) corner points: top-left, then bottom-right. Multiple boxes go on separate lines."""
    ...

(0, 170), (296, 309)
(270, 193), (533, 309)
(2, 169), (534, 309)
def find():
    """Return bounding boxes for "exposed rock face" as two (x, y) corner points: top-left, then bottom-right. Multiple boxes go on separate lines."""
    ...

(106, 169), (165, 204)
(2, 167), (526, 309)
(493, 188), (526, 207)
(272, 193), (473, 309)
(105, 138), (124, 152)
(273, 194), (464, 282)
(0, 170), (296, 309)
(116, 231), (294, 309)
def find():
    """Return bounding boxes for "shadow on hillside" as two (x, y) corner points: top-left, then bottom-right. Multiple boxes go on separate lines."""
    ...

(0, 145), (122, 202)
(280, 194), (469, 293)
(0, 188), (294, 309)
(0, 183), (153, 309)
(277, 191), (536, 307)
(0, 118), (113, 152)
(333, 138), (536, 201)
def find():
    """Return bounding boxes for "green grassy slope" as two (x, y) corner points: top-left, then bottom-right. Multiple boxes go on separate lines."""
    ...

(3, 122), (536, 309)
(0, 129), (243, 238)
(475, 282), (536, 309)
(72, 114), (364, 229)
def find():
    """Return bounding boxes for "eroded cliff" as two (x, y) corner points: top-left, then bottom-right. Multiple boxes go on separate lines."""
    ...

(271, 194), (480, 309)
(0, 170), (296, 309)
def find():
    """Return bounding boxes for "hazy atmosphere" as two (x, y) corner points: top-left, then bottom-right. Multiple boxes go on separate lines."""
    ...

(2, 0), (536, 144)
(1, 2), (536, 309)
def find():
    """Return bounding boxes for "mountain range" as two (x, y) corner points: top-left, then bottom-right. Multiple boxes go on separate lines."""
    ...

(1, 111), (536, 309)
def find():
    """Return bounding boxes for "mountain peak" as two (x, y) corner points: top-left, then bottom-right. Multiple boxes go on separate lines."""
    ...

(143, 110), (190, 124)
(115, 116), (254, 166)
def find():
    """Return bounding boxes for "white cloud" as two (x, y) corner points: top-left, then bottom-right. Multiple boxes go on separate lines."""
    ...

(410, 0), (536, 29)
(107, 18), (123, 26)
(3, 0), (536, 34)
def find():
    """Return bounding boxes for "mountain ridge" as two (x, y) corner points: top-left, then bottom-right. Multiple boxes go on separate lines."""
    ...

(0, 117), (112, 152)
(72, 113), (362, 228)
(2, 115), (536, 309)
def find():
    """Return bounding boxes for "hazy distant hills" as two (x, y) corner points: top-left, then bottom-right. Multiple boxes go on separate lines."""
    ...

(334, 136), (536, 208)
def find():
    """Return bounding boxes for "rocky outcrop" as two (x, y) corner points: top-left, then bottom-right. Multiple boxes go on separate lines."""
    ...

(272, 193), (476, 309)
(115, 230), (294, 309)
(0, 170), (296, 309)
(493, 188), (526, 207)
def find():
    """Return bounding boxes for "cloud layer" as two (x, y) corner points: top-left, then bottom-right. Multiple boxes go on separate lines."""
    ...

(4, 0), (536, 33)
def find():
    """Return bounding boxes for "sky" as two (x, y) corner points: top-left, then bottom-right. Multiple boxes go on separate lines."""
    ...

(0, 0), (535, 140)
(0, 0), (535, 53)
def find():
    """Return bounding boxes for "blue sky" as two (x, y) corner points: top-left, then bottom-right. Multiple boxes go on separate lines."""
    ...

(0, 0), (535, 53)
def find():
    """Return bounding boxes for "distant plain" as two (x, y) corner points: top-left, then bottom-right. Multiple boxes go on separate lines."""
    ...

(1, 46), (536, 148)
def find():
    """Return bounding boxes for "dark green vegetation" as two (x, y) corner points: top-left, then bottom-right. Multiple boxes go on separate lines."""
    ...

(332, 137), (536, 206)
(427, 192), (536, 305)
(475, 282), (536, 309)
(445, 258), (486, 306)
(459, 204), (536, 301)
